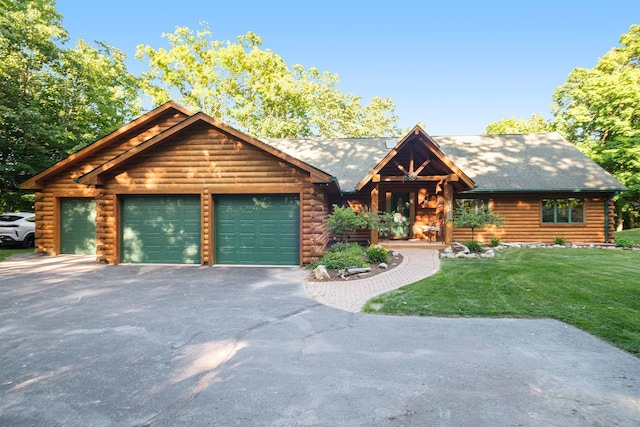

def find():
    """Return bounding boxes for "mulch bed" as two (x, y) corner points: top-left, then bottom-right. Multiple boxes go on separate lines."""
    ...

(306, 250), (404, 282)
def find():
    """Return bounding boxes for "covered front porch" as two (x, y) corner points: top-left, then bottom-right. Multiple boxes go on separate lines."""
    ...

(348, 126), (475, 246)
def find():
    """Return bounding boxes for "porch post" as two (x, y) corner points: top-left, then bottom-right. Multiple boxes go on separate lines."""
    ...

(370, 184), (379, 245)
(443, 182), (453, 244)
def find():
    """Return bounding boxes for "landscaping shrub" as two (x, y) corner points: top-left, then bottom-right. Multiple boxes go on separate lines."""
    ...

(310, 242), (368, 270)
(615, 237), (635, 248)
(366, 245), (389, 263)
(464, 240), (483, 253)
(553, 236), (566, 245)
(490, 238), (501, 247)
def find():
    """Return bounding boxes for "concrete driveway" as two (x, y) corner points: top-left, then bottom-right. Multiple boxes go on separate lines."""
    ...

(1, 254), (639, 426)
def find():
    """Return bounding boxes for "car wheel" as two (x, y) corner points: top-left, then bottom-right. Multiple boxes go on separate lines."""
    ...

(22, 234), (35, 248)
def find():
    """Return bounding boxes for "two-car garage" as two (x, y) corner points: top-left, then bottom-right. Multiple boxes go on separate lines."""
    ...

(118, 195), (300, 265)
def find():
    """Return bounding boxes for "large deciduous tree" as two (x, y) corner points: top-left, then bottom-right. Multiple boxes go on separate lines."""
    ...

(553, 25), (640, 228)
(136, 25), (400, 138)
(0, 0), (141, 212)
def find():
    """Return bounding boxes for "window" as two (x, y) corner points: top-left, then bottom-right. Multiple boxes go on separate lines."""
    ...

(541, 198), (584, 223)
(455, 199), (491, 213)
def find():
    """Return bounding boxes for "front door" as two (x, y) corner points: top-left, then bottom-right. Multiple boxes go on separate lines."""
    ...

(388, 192), (410, 238)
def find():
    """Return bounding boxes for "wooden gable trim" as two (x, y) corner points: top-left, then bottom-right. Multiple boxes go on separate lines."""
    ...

(355, 125), (475, 192)
(20, 101), (193, 189)
(77, 112), (334, 186)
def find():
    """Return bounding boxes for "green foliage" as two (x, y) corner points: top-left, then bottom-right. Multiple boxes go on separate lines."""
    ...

(366, 245), (389, 263)
(464, 240), (483, 253)
(490, 238), (502, 247)
(452, 207), (505, 241)
(615, 237), (635, 248)
(553, 236), (566, 245)
(0, 0), (141, 211)
(553, 25), (640, 228)
(310, 243), (367, 270)
(327, 205), (367, 242)
(486, 113), (555, 134)
(364, 248), (640, 357)
(136, 24), (400, 138)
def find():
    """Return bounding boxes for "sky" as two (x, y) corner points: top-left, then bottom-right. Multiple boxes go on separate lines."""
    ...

(55, 0), (639, 136)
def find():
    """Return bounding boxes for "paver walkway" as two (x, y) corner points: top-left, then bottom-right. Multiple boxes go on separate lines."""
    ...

(305, 248), (440, 312)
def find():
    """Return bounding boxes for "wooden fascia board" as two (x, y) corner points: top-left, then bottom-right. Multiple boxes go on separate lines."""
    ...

(78, 112), (334, 186)
(20, 101), (194, 189)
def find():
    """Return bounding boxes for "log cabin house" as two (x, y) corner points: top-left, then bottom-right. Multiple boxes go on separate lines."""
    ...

(21, 101), (626, 265)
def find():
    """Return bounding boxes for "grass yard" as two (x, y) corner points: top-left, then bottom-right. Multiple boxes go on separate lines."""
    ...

(363, 248), (640, 357)
(616, 227), (640, 243)
(0, 248), (32, 262)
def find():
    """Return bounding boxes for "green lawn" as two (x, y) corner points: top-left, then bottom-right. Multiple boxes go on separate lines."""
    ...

(616, 227), (640, 243)
(0, 248), (32, 262)
(363, 248), (640, 357)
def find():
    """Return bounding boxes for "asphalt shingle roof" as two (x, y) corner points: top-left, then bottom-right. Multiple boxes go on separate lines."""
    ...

(265, 132), (626, 194)
(265, 137), (395, 192)
(436, 133), (627, 193)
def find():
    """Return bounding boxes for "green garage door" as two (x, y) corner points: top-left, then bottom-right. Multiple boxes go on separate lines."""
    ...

(215, 195), (300, 265)
(121, 196), (200, 264)
(60, 198), (97, 254)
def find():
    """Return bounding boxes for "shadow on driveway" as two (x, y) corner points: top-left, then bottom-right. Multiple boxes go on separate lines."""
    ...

(1, 254), (639, 426)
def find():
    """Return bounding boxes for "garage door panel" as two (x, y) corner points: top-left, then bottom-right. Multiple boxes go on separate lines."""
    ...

(215, 195), (299, 265)
(60, 198), (97, 255)
(121, 196), (200, 264)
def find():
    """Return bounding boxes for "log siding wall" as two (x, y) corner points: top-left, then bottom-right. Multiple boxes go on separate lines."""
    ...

(452, 193), (613, 244)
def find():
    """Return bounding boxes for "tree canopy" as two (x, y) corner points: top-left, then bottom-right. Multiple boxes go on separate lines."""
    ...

(136, 25), (400, 138)
(0, 0), (141, 211)
(486, 113), (555, 134)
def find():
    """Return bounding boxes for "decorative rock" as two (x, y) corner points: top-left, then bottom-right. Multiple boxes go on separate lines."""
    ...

(379, 262), (388, 269)
(345, 267), (372, 276)
(444, 246), (453, 253)
(451, 242), (470, 254)
(313, 265), (330, 280)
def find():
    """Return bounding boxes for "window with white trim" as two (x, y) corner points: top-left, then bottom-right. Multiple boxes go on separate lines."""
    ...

(541, 198), (584, 223)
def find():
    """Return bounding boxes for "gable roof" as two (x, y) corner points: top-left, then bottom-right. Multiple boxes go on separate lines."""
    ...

(21, 101), (193, 190)
(353, 126), (474, 192)
(435, 133), (627, 193)
(77, 112), (334, 187)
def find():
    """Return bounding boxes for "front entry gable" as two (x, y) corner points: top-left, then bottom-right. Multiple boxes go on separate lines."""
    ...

(356, 126), (475, 192)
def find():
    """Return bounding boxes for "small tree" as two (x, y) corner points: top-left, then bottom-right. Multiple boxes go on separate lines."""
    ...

(453, 207), (505, 243)
(327, 205), (367, 244)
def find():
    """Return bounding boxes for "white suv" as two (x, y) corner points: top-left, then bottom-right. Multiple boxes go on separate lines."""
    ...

(0, 212), (35, 248)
